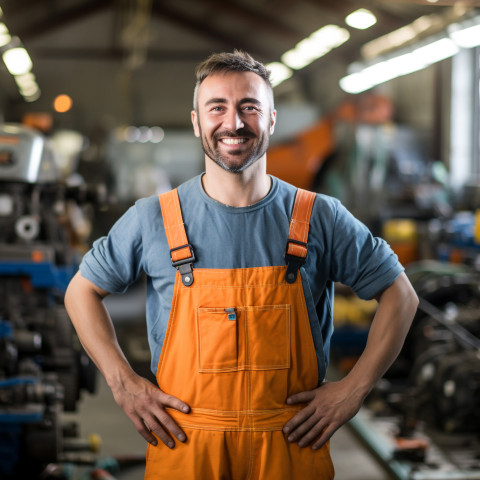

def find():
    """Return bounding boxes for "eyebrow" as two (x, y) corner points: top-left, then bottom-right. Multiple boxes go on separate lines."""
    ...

(204, 97), (262, 106)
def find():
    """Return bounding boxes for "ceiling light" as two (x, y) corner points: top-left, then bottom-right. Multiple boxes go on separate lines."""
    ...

(2, 47), (33, 75)
(281, 25), (350, 70)
(24, 90), (41, 103)
(18, 82), (40, 97)
(54, 94), (73, 113)
(0, 22), (11, 47)
(267, 62), (293, 87)
(340, 37), (458, 94)
(14, 72), (36, 88)
(449, 22), (480, 48)
(362, 15), (435, 60)
(150, 127), (165, 143)
(412, 37), (458, 65)
(345, 9), (377, 30)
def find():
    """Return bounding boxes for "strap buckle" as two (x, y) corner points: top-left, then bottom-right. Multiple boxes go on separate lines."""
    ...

(284, 239), (307, 284)
(171, 244), (196, 286)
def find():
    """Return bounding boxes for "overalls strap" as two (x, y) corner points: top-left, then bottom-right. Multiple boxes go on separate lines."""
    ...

(285, 188), (316, 283)
(159, 189), (196, 286)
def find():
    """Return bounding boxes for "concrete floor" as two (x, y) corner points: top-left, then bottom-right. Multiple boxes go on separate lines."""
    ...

(70, 376), (393, 480)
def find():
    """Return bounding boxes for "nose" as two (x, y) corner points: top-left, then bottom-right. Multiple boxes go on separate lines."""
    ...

(224, 109), (244, 131)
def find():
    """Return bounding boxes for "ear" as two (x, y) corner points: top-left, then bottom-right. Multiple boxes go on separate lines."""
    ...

(191, 110), (200, 138)
(269, 109), (277, 135)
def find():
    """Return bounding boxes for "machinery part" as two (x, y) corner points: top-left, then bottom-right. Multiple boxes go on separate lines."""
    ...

(0, 124), (59, 184)
(90, 469), (119, 480)
(0, 124), (101, 478)
(15, 215), (40, 241)
(432, 350), (480, 433)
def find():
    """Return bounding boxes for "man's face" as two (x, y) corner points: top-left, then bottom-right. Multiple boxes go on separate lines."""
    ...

(191, 71), (276, 174)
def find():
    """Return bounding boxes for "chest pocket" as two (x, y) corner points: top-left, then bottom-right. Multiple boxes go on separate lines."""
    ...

(197, 305), (291, 373)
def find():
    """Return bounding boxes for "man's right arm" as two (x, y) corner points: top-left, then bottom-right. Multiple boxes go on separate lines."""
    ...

(64, 271), (190, 448)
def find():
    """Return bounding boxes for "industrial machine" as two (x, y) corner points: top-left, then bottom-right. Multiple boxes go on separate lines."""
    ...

(0, 124), (97, 478)
(347, 262), (480, 479)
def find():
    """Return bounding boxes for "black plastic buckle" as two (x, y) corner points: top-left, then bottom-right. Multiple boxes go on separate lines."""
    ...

(284, 239), (307, 284)
(171, 244), (195, 286)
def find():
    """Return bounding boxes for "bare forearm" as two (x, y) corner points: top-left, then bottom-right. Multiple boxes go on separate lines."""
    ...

(64, 272), (135, 388)
(283, 272), (418, 449)
(343, 272), (418, 400)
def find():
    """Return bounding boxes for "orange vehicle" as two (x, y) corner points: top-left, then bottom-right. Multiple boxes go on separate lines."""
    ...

(267, 94), (394, 190)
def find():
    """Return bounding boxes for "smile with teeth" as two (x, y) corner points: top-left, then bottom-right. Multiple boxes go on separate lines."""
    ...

(220, 138), (248, 145)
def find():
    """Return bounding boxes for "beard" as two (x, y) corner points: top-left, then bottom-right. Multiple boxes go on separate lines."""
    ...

(198, 124), (270, 174)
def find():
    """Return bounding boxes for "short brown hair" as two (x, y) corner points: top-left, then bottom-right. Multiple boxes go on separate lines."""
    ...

(193, 50), (274, 110)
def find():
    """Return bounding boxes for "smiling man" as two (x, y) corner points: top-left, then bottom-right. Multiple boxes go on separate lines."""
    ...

(65, 51), (418, 480)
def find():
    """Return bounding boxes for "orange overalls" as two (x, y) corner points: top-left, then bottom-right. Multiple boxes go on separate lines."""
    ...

(144, 188), (334, 480)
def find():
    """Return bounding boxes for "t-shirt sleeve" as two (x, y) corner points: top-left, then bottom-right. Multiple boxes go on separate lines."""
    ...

(79, 205), (143, 294)
(330, 200), (404, 300)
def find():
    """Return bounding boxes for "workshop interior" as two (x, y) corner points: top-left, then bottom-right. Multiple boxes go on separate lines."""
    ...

(1, 0), (480, 479)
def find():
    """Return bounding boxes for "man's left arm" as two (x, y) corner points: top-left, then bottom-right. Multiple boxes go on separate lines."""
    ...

(283, 272), (418, 450)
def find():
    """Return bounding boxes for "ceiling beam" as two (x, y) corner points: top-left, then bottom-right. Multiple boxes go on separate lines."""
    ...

(151, 2), (273, 59)
(303, 0), (420, 31)
(29, 46), (210, 63)
(201, 0), (303, 43)
(5, 0), (114, 41)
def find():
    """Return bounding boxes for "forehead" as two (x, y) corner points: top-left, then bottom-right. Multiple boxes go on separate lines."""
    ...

(197, 71), (271, 107)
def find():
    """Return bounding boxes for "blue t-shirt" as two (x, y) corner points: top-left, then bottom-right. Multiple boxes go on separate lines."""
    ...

(80, 174), (403, 381)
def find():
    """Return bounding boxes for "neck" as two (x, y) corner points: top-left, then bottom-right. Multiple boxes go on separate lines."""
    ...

(202, 157), (271, 207)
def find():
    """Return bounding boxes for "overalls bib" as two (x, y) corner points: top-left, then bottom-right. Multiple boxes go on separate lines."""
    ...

(144, 188), (334, 480)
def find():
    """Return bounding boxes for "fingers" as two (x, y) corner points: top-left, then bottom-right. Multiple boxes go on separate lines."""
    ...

(161, 392), (191, 414)
(293, 417), (328, 448)
(115, 377), (190, 449)
(285, 412), (320, 445)
(143, 414), (178, 449)
(283, 404), (314, 435)
(129, 414), (160, 446)
(153, 409), (187, 444)
(283, 406), (327, 448)
(286, 389), (316, 406)
(312, 425), (336, 450)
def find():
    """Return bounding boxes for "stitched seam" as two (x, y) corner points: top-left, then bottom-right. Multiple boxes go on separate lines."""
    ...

(156, 272), (181, 384)
(189, 407), (302, 415)
(172, 423), (286, 432)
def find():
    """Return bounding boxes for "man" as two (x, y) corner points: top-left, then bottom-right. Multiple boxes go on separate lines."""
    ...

(65, 50), (418, 479)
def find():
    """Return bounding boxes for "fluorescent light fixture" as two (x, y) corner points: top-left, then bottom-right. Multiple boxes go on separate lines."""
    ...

(2, 47), (33, 75)
(24, 89), (41, 103)
(340, 37), (458, 94)
(345, 9), (377, 30)
(18, 82), (40, 97)
(362, 15), (435, 60)
(267, 62), (293, 87)
(449, 23), (480, 48)
(0, 22), (11, 47)
(412, 37), (458, 65)
(14, 72), (36, 88)
(282, 24), (350, 70)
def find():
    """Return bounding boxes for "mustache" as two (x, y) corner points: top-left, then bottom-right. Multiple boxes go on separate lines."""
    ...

(213, 129), (255, 141)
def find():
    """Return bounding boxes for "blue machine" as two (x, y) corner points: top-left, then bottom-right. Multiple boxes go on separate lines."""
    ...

(0, 124), (96, 478)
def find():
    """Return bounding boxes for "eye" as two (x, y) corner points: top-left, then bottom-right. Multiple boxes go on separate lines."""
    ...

(242, 105), (258, 112)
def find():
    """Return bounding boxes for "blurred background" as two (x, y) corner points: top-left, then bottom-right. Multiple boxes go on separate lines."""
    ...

(1, 0), (480, 479)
